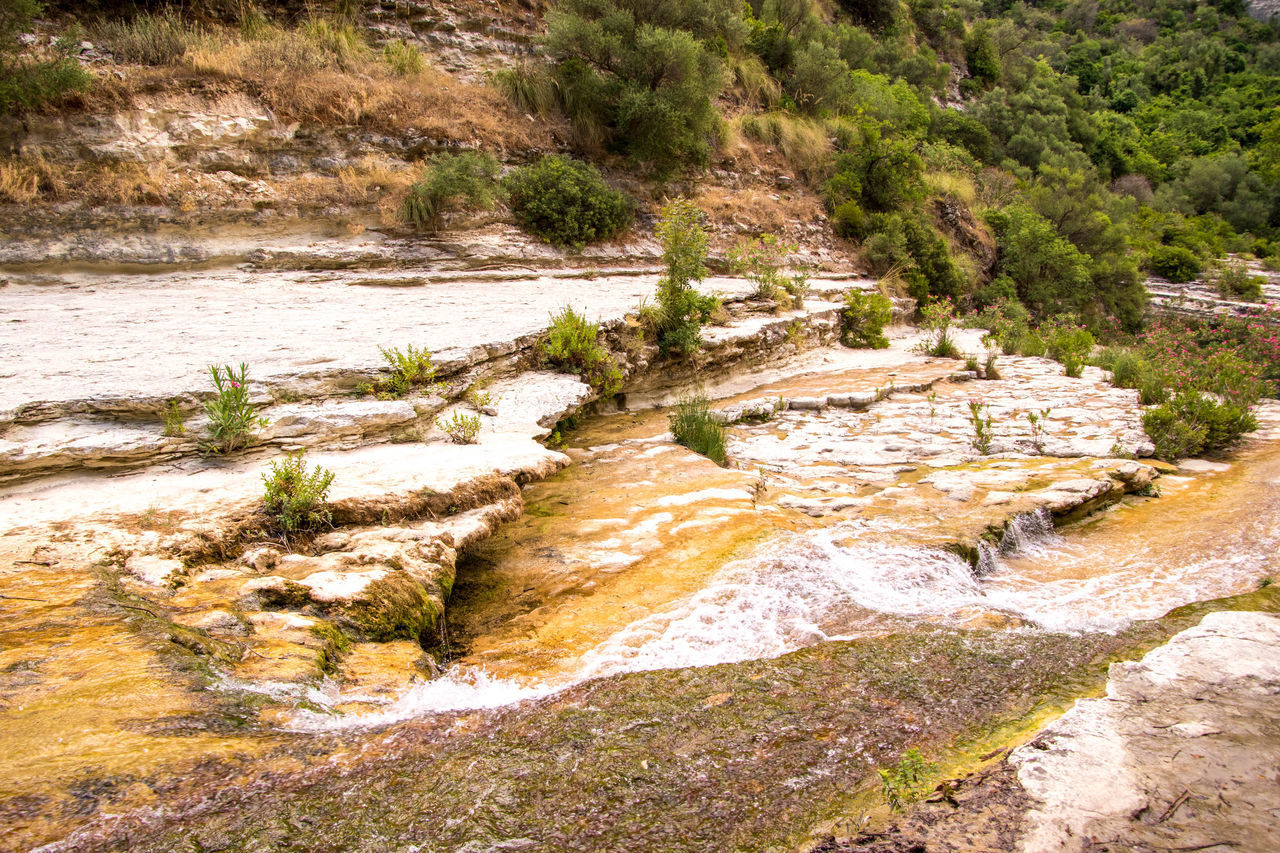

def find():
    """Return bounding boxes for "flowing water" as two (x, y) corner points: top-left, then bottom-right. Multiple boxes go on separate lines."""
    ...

(293, 380), (1280, 730)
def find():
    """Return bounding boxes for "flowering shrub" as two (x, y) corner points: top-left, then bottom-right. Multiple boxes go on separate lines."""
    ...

(914, 298), (960, 358)
(204, 363), (266, 453)
(1040, 316), (1095, 378)
(1104, 314), (1276, 459)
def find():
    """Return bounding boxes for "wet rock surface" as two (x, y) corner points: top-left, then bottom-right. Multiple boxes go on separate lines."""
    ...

(819, 611), (1280, 853)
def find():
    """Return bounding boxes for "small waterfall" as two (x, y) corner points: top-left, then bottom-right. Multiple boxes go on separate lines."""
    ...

(998, 508), (1063, 557)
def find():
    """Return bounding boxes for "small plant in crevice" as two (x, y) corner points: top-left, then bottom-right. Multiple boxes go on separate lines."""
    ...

(669, 394), (727, 466)
(877, 748), (937, 812)
(964, 353), (980, 372)
(840, 290), (892, 349)
(983, 352), (1000, 380)
(968, 399), (993, 455)
(363, 344), (440, 398)
(546, 412), (579, 448)
(466, 386), (493, 411)
(1026, 407), (1050, 452)
(732, 233), (809, 309)
(540, 306), (623, 397)
(437, 411), (481, 444)
(162, 399), (186, 437)
(204, 363), (267, 453)
(915, 299), (960, 359)
(262, 451), (335, 538)
(927, 390), (938, 420)
(1260, 576), (1274, 589)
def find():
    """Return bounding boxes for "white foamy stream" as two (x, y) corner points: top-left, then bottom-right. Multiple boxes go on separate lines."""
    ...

(292, 501), (1279, 730)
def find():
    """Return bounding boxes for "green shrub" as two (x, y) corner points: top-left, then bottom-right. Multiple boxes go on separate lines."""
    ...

(204, 363), (267, 453)
(652, 199), (719, 356)
(97, 11), (193, 65)
(1146, 245), (1202, 283)
(1042, 317), (1095, 378)
(363, 345), (439, 398)
(1142, 392), (1257, 460)
(0, 1), (92, 115)
(915, 299), (960, 358)
(1211, 260), (1264, 302)
(262, 451), (335, 535)
(970, 297), (1028, 355)
(382, 39), (424, 76)
(1017, 331), (1048, 358)
(401, 151), (500, 233)
(437, 411), (481, 444)
(732, 233), (808, 307)
(162, 399), (186, 437)
(840, 290), (893, 349)
(540, 306), (623, 396)
(503, 155), (633, 251)
(669, 395), (727, 466)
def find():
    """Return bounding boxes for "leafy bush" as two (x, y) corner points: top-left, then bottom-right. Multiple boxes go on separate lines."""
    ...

(437, 411), (481, 444)
(363, 344), (439, 398)
(732, 233), (808, 307)
(204, 363), (266, 453)
(540, 306), (623, 396)
(1041, 317), (1095, 378)
(915, 299), (960, 358)
(970, 297), (1029, 355)
(0, 1), (92, 115)
(544, 1), (728, 172)
(1142, 392), (1257, 460)
(1146, 245), (1202, 283)
(401, 151), (500, 233)
(97, 10), (193, 65)
(262, 452), (335, 535)
(669, 395), (727, 466)
(503, 155), (633, 251)
(652, 199), (719, 356)
(840, 290), (893, 349)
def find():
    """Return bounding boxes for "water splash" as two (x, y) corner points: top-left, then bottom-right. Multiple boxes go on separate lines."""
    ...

(998, 508), (1063, 557)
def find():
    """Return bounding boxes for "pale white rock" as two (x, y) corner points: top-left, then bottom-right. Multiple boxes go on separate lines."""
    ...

(126, 554), (182, 586)
(262, 400), (417, 440)
(297, 568), (388, 603)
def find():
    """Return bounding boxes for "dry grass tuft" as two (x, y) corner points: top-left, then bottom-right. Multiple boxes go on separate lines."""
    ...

(731, 112), (832, 181)
(696, 184), (824, 237)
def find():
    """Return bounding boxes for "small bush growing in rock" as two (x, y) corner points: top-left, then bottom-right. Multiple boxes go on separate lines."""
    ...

(967, 400), (993, 454)
(840, 290), (892, 349)
(437, 411), (481, 444)
(503, 155), (633, 251)
(970, 298), (1029, 355)
(262, 451), (335, 535)
(878, 748), (936, 812)
(915, 299), (960, 358)
(1041, 317), (1095, 378)
(540, 306), (623, 396)
(732, 233), (808, 308)
(1211, 260), (1264, 302)
(364, 344), (439, 398)
(652, 199), (719, 356)
(669, 395), (727, 466)
(204, 363), (266, 453)
(401, 151), (500, 233)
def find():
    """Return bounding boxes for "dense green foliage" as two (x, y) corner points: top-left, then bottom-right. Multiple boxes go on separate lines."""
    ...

(840, 290), (893, 349)
(503, 155), (633, 250)
(401, 152), (500, 233)
(540, 306), (623, 396)
(484, 0), (1279, 331)
(669, 394), (728, 466)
